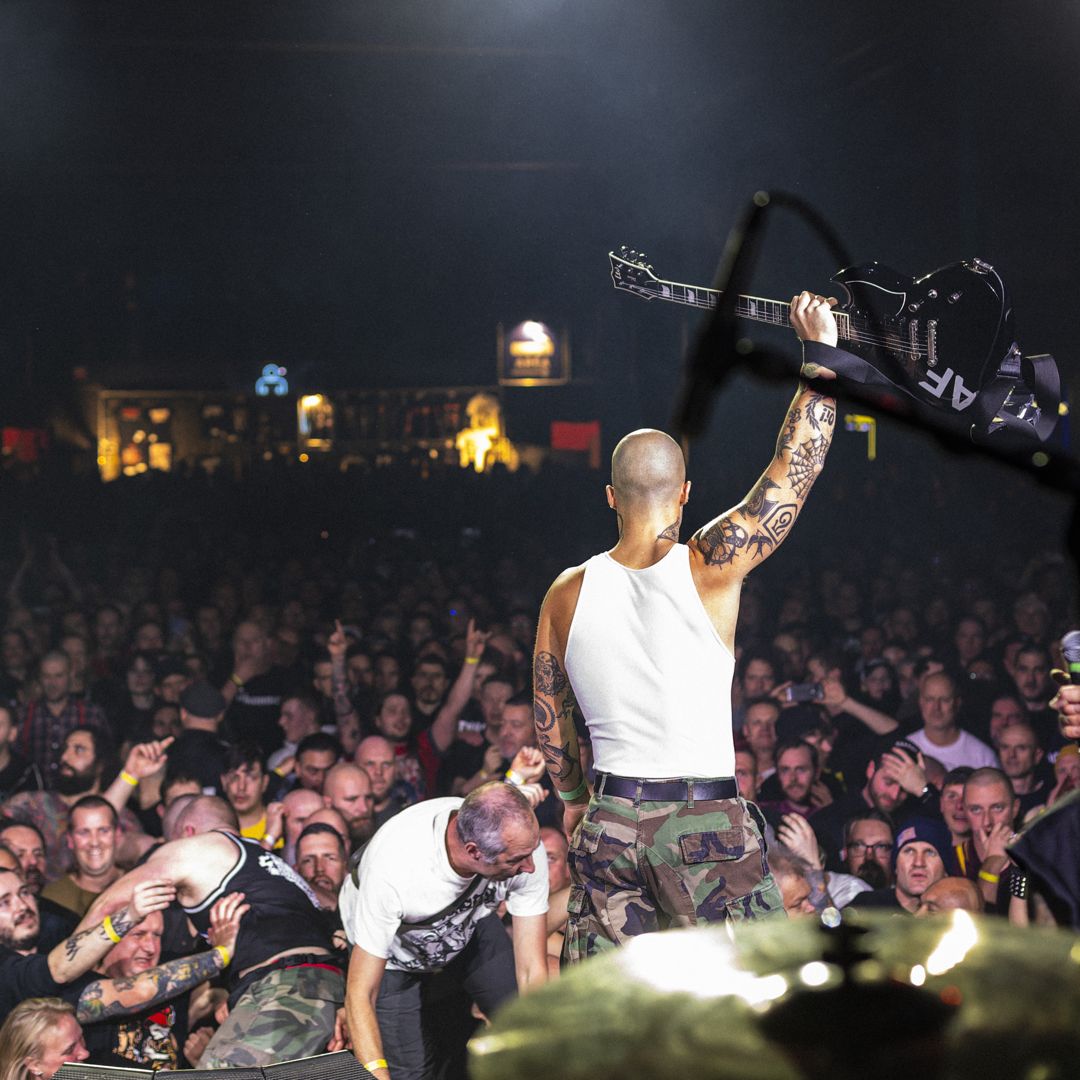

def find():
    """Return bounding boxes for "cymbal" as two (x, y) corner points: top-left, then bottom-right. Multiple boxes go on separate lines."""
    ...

(469, 911), (1080, 1080)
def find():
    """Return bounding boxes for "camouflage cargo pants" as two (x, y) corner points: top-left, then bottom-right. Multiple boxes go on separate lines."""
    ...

(199, 964), (345, 1067)
(564, 791), (785, 963)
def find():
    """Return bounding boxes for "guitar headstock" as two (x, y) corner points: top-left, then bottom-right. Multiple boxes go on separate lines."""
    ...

(609, 245), (664, 299)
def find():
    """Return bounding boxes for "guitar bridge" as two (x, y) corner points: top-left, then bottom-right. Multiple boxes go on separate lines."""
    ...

(927, 319), (937, 367)
(908, 319), (920, 363)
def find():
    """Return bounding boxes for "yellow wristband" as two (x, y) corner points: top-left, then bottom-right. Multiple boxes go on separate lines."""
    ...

(464, 656), (480, 665)
(215, 944), (231, 967)
(978, 870), (1000, 884)
(230, 673), (245, 687)
(120, 770), (139, 787)
(363, 1061), (388, 1074)
(504, 769), (524, 787)
(102, 915), (122, 944)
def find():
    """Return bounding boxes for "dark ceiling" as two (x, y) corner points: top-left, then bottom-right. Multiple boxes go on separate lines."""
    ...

(1, 0), (1077, 422)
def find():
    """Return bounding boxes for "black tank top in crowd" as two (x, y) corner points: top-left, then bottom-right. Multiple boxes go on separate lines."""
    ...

(181, 831), (331, 980)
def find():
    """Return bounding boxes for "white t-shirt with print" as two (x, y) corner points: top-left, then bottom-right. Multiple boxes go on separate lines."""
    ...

(907, 728), (1000, 772)
(339, 797), (548, 973)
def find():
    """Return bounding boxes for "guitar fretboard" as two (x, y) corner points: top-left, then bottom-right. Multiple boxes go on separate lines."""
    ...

(642, 278), (852, 337)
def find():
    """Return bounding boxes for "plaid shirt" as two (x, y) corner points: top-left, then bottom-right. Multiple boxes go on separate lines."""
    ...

(17, 696), (110, 788)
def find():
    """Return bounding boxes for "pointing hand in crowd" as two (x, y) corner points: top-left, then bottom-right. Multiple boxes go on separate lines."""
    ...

(124, 736), (174, 782)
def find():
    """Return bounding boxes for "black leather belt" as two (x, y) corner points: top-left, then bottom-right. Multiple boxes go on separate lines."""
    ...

(596, 772), (738, 802)
(228, 951), (340, 1008)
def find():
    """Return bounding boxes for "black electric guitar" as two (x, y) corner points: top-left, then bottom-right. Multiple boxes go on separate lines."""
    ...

(609, 246), (1028, 422)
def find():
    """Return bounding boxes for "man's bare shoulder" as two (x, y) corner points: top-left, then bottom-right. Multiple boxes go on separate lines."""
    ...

(538, 564), (587, 652)
(146, 830), (237, 877)
(546, 563), (587, 595)
(542, 564), (587, 616)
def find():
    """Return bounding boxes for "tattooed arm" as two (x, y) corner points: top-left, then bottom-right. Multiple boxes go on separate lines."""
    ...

(689, 291), (838, 579)
(77, 949), (225, 1023)
(533, 567), (590, 835)
(47, 880), (177, 983)
(76, 890), (247, 1023)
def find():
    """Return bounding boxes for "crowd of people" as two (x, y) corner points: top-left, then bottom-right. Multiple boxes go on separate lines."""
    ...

(0, 448), (1075, 1080)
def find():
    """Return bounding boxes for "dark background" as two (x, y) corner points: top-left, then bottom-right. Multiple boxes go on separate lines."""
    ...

(1, 0), (1077, 560)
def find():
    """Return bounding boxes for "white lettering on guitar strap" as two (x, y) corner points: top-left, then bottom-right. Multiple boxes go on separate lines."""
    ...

(918, 367), (977, 412)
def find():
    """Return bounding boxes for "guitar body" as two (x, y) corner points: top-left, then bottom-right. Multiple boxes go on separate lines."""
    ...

(832, 259), (1014, 415)
(609, 245), (1057, 441)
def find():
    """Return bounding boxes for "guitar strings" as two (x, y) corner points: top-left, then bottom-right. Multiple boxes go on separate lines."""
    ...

(613, 266), (933, 359)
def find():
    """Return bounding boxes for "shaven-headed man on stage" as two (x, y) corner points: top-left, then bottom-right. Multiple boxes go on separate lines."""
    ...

(534, 291), (839, 961)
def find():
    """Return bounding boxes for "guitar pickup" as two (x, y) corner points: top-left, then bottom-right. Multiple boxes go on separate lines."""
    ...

(927, 319), (938, 367)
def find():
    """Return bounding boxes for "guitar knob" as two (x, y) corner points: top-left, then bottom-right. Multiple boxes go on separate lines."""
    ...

(948, 291), (962, 303)
(926, 289), (938, 299)
(907, 302), (922, 312)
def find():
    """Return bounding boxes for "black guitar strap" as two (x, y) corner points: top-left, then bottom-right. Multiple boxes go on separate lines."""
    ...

(971, 347), (1062, 444)
(803, 340), (1062, 445)
(803, 340), (908, 395)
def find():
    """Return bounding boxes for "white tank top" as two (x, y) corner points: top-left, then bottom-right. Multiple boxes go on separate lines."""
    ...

(563, 544), (735, 779)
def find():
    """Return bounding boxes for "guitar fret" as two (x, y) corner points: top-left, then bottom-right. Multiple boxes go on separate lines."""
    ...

(611, 254), (854, 336)
(738, 296), (789, 327)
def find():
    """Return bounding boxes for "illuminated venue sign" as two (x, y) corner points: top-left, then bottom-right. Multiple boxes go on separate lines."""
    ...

(298, 393), (335, 449)
(497, 321), (569, 386)
(255, 364), (289, 396)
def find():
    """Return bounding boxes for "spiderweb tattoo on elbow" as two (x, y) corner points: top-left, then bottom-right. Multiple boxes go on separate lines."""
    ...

(786, 436), (829, 499)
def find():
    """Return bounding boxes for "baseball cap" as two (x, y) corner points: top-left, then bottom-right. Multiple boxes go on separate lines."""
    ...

(180, 680), (227, 719)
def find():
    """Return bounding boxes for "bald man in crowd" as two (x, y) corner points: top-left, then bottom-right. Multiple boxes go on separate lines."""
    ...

(355, 735), (414, 828)
(534, 291), (840, 959)
(916, 876), (984, 916)
(322, 762), (376, 847)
